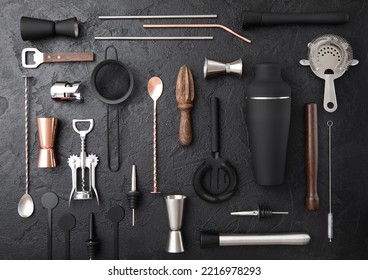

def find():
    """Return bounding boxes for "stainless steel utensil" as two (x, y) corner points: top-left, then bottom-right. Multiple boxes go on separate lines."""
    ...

(165, 195), (186, 253)
(148, 77), (163, 194)
(68, 119), (99, 205)
(327, 120), (334, 242)
(51, 81), (82, 101)
(99, 14), (218, 19)
(200, 232), (311, 248)
(18, 76), (34, 218)
(204, 57), (242, 78)
(300, 34), (358, 112)
(95, 36), (213, 40)
(143, 24), (251, 44)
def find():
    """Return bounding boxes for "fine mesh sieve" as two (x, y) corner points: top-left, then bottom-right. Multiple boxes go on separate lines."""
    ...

(91, 46), (134, 171)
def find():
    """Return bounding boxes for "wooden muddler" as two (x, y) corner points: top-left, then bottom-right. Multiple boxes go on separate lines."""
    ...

(176, 65), (195, 146)
(305, 103), (319, 211)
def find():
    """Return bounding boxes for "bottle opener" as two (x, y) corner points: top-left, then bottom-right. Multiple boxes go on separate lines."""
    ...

(22, 48), (94, 68)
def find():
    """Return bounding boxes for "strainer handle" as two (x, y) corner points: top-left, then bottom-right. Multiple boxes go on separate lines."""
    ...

(323, 75), (338, 113)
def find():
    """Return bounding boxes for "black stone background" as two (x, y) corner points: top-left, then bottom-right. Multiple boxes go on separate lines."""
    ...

(0, 0), (367, 260)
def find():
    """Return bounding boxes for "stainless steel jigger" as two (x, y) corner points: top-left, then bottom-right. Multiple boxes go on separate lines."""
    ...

(204, 57), (242, 78)
(164, 195), (186, 253)
(68, 119), (99, 206)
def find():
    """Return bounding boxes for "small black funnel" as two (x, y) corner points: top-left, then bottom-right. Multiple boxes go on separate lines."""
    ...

(20, 16), (79, 41)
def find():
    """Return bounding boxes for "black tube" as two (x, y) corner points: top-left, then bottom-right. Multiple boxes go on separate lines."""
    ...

(242, 11), (349, 29)
(210, 97), (219, 154)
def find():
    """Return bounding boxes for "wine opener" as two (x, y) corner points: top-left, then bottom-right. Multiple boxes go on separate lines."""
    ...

(68, 119), (99, 206)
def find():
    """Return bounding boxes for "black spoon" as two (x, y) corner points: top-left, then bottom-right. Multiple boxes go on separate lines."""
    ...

(107, 205), (125, 260)
(41, 192), (59, 260)
(58, 213), (76, 260)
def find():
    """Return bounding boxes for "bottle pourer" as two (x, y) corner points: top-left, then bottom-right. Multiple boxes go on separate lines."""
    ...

(85, 213), (99, 260)
(231, 206), (289, 220)
(126, 165), (140, 226)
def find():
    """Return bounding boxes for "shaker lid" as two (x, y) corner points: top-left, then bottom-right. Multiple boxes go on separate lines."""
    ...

(247, 63), (291, 98)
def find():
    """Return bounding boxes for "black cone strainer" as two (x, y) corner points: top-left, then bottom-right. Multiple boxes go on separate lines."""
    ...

(91, 46), (134, 171)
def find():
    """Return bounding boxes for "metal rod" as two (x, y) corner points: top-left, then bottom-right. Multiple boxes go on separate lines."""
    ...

(143, 24), (252, 44)
(327, 120), (333, 242)
(95, 36), (213, 40)
(131, 165), (136, 226)
(231, 211), (258, 216)
(99, 15), (218, 19)
(23, 76), (31, 194)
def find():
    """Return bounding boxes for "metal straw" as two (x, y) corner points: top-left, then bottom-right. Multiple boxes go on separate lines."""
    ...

(99, 14), (218, 19)
(143, 24), (252, 44)
(95, 36), (213, 40)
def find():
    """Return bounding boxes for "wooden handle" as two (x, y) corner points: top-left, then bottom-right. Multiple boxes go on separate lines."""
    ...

(179, 109), (192, 146)
(305, 103), (319, 211)
(44, 52), (94, 63)
(176, 65), (194, 146)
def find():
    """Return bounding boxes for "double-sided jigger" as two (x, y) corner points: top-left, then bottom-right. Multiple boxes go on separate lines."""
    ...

(37, 117), (58, 168)
(164, 195), (186, 253)
(204, 58), (243, 78)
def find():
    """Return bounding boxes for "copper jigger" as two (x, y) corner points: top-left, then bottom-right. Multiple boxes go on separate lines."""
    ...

(37, 117), (58, 168)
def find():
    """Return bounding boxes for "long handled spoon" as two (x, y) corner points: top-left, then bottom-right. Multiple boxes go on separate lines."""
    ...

(148, 77), (163, 193)
(58, 213), (76, 260)
(41, 192), (59, 260)
(107, 206), (125, 260)
(18, 76), (34, 218)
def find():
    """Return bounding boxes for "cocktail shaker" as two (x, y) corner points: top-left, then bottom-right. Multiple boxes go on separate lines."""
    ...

(246, 63), (291, 185)
(37, 117), (58, 168)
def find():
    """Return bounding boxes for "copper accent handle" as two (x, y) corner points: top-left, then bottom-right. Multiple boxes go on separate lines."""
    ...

(143, 24), (252, 44)
(150, 102), (160, 193)
(44, 52), (94, 63)
(305, 103), (319, 211)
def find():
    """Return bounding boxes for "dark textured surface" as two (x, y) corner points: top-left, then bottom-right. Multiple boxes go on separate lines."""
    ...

(0, 0), (367, 260)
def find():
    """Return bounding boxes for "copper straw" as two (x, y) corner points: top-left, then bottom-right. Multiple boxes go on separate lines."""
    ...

(143, 24), (252, 44)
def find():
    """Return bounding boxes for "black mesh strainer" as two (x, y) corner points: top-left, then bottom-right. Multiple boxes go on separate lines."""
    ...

(91, 46), (134, 172)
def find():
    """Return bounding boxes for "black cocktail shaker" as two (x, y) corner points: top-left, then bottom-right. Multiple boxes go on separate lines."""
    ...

(246, 63), (291, 186)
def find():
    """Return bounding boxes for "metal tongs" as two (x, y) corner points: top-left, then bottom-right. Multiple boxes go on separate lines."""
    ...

(68, 119), (99, 206)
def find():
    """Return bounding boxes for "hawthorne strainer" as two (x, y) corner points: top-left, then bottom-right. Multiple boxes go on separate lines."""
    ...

(300, 34), (359, 112)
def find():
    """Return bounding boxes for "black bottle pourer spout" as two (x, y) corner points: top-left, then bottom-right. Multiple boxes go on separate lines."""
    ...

(20, 16), (79, 41)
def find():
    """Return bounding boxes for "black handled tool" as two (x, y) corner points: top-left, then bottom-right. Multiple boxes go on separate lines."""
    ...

(242, 11), (349, 28)
(85, 213), (99, 260)
(193, 97), (237, 203)
(107, 206), (125, 260)
(41, 192), (59, 260)
(58, 213), (76, 260)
